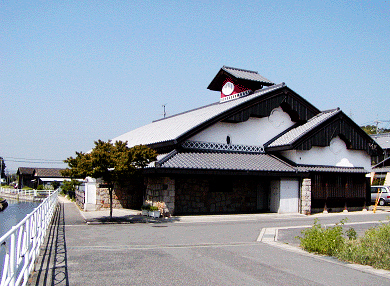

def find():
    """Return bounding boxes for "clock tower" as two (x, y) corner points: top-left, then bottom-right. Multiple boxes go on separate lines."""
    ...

(208, 66), (275, 103)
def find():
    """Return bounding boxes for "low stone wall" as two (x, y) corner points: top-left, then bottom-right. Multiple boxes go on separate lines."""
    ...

(95, 178), (144, 210)
(144, 177), (175, 214)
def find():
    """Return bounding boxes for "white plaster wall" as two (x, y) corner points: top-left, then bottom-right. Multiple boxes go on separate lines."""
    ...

(84, 177), (97, 205)
(279, 178), (299, 213)
(189, 107), (295, 146)
(281, 136), (371, 170)
(385, 172), (390, 186)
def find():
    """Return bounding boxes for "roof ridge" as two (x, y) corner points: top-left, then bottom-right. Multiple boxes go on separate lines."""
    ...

(320, 108), (340, 113)
(155, 150), (178, 167)
(222, 66), (258, 74)
(153, 83), (285, 122)
(297, 163), (364, 169)
(153, 102), (220, 123)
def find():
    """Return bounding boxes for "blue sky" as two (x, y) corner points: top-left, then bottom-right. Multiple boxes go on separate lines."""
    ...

(1, 1), (389, 172)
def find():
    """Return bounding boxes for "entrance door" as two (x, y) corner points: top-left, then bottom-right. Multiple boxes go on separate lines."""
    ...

(257, 180), (269, 211)
(269, 180), (280, 213)
(279, 179), (299, 213)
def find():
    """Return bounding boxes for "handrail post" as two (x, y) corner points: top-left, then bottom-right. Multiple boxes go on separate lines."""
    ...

(9, 232), (16, 285)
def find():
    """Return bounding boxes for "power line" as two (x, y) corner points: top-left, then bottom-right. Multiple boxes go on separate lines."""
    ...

(5, 157), (63, 162)
(2, 157), (65, 164)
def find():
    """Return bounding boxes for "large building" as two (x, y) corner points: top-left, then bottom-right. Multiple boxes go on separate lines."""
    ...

(108, 66), (381, 215)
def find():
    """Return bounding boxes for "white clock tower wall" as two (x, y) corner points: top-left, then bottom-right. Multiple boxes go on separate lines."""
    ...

(189, 107), (295, 146)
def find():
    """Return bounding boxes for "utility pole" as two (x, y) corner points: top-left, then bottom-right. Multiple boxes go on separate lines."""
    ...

(162, 104), (167, 118)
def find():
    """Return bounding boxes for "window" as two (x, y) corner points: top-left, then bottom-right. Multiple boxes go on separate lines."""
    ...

(226, 135), (231, 145)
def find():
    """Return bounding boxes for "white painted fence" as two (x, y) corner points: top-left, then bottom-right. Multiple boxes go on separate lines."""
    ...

(0, 188), (54, 197)
(0, 190), (58, 286)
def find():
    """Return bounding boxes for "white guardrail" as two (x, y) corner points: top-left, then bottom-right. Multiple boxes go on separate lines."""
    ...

(0, 188), (54, 197)
(0, 190), (58, 286)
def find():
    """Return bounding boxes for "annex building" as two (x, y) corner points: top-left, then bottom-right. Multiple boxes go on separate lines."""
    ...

(109, 66), (382, 215)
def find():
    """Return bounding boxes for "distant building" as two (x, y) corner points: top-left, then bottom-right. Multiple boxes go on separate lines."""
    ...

(17, 167), (69, 189)
(371, 133), (390, 164)
(370, 133), (390, 185)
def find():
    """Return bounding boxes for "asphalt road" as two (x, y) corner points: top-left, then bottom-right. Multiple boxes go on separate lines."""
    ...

(30, 202), (390, 286)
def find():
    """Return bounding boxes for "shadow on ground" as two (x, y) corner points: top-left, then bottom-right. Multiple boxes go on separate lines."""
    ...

(85, 215), (181, 224)
(28, 203), (69, 286)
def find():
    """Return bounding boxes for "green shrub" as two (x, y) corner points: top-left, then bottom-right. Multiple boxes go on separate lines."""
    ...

(149, 205), (159, 211)
(338, 223), (390, 270)
(141, 204), (151, 211)
(346, 227), (357, 241)
(37, 185), (44, 190)
(22, 186), (33, 190)
(2, 185), (13, 189)
(298, 219), (346, 256)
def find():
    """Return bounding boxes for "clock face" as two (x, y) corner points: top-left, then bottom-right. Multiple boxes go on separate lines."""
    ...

(222, 82), (234, 96)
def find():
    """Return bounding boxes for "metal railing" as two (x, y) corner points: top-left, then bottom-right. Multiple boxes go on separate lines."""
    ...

(0, 188), (54, 197)
(0, 190), (58, 286)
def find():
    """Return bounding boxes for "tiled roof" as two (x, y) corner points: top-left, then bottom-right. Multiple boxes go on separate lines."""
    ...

(372, 166), (390, 172)
(371, 133), (390, 149)
(222, 66), (274, 85)
(373, 156), (390, 168)
(296, 165), (368, 173)
(34, 168), (66, 178)
(147, 151), (370, 174)
(18, 167), (35, 175)
(113, 83), (285, 148)
(150, 150), (297, 173)
(266, 109), (341, 148)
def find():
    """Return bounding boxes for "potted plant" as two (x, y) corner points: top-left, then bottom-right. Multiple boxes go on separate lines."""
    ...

(141, 204), (151, 216)
(148, 205), (160, 218)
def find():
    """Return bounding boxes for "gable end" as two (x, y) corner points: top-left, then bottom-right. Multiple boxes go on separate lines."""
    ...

(223, 87), (320, 123)
(268, 111), (383, 156)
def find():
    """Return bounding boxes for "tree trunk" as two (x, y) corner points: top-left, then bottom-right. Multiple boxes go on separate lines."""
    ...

(109, 186), (113, 218)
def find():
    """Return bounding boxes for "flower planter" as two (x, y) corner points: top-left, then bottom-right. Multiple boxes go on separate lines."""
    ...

(142, 209), (149, 216)
(148, 210), (161, 218)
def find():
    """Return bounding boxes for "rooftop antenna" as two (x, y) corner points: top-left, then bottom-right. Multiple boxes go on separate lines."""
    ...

(162, 104), (167, 118)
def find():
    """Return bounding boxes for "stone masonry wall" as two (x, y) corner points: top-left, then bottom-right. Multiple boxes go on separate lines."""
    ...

(301, 178), (311, 215)
(96, 177), (144, 210)
(175, 176), (259, 215)
(144, 177), (175, 214)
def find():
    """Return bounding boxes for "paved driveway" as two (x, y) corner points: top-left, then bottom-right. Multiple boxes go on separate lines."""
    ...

(29, 200), (390, 286)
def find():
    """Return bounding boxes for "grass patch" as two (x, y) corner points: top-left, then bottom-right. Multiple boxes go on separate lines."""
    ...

(339, 223), (390, 270)
(297, 219), (390, 270)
